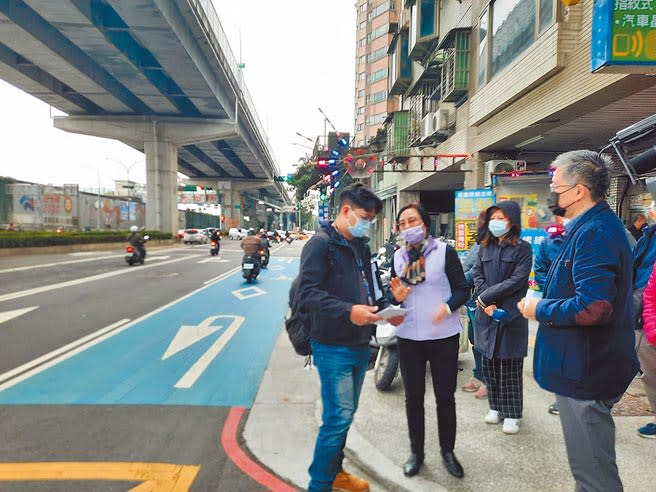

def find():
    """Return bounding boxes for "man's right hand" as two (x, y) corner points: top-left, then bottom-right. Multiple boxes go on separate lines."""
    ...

(350, 305), (382, 326)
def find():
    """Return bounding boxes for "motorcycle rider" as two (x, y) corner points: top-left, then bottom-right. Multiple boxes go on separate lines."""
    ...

(241, 230), (265, 266)
(258, 229), (271, 263)
(127, 225), (146, 260)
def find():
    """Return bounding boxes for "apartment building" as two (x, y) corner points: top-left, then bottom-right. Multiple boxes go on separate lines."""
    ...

(354, 1), (400, 147)
(373, 0), (656, 243)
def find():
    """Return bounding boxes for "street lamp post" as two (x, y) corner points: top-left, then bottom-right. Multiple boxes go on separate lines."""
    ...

(105, 157), (144, 197)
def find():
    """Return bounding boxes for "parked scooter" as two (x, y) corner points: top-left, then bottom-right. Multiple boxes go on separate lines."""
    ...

(371, 321), (400, 391)
(125, 235), (149, 266)
(369, 233), (400, 391)
(242, 255), (260, 283)
(209, 240), (220, 256)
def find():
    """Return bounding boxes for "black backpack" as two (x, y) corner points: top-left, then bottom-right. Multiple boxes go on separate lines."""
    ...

(285, 276), (311, 356)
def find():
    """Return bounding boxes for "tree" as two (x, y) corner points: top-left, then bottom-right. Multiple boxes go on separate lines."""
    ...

(288, 157), (321, 203)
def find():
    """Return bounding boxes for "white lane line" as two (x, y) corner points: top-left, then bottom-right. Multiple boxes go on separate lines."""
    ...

(0, 264), (244, 392)
(0, 318), (130, 386)
(0, 255), (196, 303)
(0, 254), (123, 274)
(203, 266), (241, 285)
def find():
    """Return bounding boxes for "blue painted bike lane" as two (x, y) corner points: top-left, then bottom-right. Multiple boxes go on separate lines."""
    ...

(0, 257), (299, 408)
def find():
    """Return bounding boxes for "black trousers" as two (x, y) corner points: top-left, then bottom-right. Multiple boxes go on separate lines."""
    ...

(397, 334), (459, 455)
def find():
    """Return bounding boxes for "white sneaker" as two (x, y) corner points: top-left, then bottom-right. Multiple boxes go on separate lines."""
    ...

(503, 418), (520, 434)
(484, 410), (500, 424)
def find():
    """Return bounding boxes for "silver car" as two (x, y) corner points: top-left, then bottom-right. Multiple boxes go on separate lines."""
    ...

(182, 228), (208, 244)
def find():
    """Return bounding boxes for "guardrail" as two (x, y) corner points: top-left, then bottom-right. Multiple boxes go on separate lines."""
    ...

(187, 0), (283, 181)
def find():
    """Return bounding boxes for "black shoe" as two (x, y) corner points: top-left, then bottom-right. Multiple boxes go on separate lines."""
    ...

(441, 450), (464, 478)
(403, 453), (424, 477)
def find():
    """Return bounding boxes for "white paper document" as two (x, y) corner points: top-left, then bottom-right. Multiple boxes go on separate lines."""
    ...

(375, 306), (408, 324)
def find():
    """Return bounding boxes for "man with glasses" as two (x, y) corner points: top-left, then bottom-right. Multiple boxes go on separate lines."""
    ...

(297, 183), (383, 492)
(518, 150), (639, 492)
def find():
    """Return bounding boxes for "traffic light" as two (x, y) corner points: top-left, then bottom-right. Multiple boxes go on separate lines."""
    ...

(274, 175), (294, 183)
(319, 185), (328, 202)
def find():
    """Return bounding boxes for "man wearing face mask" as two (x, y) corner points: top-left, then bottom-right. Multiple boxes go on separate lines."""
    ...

(518, 150), (639, 492)
(297, 183), (383, 492)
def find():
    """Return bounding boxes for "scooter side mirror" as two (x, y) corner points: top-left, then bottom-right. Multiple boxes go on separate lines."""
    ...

(377, 247), (386, 255)
(143, 235), (150, 240)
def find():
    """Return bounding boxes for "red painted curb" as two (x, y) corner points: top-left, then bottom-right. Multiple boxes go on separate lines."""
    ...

(221, 406), (299, 492)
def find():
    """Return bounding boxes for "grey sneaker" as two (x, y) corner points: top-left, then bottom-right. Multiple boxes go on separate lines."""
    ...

(548, 402), (559, 415)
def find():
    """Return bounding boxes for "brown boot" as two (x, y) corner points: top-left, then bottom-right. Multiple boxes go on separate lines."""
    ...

(474, 383), (488, 399)
(462, 377), (481, 392)
(332, 470), (369, 492)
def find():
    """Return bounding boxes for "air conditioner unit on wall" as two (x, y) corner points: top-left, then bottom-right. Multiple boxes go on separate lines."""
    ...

(421, 113), (434, 140)
(484, 160), (527, 187)
(435, 108), (456, 133)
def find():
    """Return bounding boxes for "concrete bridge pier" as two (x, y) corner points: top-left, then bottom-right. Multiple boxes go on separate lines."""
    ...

(54, 115), (237, 235)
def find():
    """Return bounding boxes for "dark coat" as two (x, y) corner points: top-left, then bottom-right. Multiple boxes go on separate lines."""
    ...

(472, 201), (533, 359)
(534, 232), (564, 291)
(534, 201), (640, 400)
(296, 222), (376, 347)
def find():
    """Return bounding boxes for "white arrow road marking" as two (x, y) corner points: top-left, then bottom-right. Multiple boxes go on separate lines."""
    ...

(174, 315), (245, 389)
(0, 306), (38, 325)
(162, 316), (223, 360)
(232, 286), (266, 300)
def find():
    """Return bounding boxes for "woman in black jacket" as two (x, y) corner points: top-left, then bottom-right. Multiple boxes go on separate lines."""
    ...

(472, 201), (532, 435)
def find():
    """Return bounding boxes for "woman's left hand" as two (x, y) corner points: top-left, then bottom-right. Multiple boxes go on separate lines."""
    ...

(432, 304), (450, 324)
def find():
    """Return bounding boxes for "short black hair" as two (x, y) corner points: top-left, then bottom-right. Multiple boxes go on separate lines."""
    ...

(396, 203), (431, 229)
(339, 183), (382, 214)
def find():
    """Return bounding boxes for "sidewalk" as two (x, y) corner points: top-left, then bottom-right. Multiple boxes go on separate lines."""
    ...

(245, 327), (655, 492)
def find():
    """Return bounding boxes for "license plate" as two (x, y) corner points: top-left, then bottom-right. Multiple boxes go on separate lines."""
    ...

(243, 263), (254, 270)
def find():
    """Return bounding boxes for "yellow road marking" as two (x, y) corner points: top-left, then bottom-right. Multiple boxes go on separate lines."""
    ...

(0, 462), (199, 491)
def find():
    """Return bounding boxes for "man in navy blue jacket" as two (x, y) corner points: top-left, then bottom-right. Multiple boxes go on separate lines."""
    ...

(519, 150), (639, 492)
(297, 183), (383, 492)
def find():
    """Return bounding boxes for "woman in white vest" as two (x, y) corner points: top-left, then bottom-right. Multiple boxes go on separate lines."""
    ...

(388, 203), (470, 479)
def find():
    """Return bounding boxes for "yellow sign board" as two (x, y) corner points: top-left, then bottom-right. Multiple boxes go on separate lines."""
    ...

(0, 462), (200, 491)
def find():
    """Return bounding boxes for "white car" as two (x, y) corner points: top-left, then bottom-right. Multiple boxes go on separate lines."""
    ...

(228, 227), (247, 240)
(182, 228), (208, 244)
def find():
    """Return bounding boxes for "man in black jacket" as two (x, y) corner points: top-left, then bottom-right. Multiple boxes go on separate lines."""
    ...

(297, 183), (382, 492)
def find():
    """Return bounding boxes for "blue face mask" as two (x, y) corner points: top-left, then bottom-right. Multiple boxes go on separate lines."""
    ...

(488, 219), (509, 238)
(348, 208), (372, 238)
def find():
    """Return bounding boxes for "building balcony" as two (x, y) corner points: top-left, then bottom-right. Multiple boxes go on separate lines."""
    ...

(409, 0), (440, 62)
(389, 29), (412, 95)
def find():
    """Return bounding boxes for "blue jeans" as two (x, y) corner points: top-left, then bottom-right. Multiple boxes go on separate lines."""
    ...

(466, 306), (485, 383)
(308, 340), (370, 492)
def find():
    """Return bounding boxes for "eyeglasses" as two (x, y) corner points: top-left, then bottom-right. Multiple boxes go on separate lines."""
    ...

(350, 208), (377, 224)
(549, 183), (589, 192)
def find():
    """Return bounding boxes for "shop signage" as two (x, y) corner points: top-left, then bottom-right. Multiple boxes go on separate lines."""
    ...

(454, 189), (495, 251)
(591, 0), (656, 72)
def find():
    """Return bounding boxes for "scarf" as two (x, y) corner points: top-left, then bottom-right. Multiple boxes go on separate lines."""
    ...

(401, 239), (427, 285)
